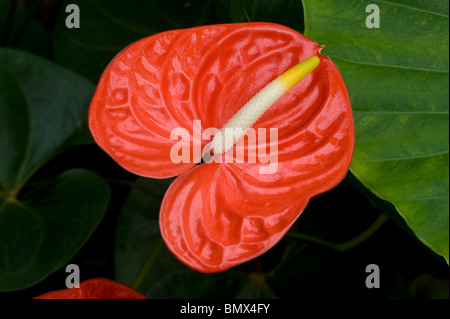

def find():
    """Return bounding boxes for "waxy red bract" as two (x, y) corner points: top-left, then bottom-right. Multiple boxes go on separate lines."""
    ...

(35, 278), (147, 299)
(89, 23), (354, 272)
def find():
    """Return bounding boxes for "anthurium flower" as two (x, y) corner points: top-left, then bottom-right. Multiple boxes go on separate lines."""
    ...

(34, 278), (147, 299)
(89, 23), (354, 272)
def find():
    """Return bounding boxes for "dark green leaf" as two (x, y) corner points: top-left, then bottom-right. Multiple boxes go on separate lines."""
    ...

(0, 48), (95, 191)
(115, 177), (241, 298)
(303, 0), (449, 262)
(53, 0), (214, 82)
(0, 0), (51, 56)
(217, 0), (304, 32)
(0, 48), (108, 291)
(0, 169), (110, 291)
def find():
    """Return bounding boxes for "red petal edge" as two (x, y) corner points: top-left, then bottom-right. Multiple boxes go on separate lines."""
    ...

(34, 278), (147, 299)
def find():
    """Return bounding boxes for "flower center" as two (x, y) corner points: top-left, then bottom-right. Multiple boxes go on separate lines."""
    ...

(209, 55), (320, 156)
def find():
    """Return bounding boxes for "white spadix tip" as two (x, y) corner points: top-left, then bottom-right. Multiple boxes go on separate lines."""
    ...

(209, 55), (320, 156)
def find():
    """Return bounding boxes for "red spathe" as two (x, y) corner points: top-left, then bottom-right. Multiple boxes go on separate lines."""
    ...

(88, 23), (354, 273)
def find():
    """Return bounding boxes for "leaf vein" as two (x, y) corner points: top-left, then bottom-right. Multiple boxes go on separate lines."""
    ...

(353, 110), (449, 115)
(328, 56), (449, 74)
(398, 196), (449, 202)
(369, 0), (449, 18)
(356, 150), (449, 163)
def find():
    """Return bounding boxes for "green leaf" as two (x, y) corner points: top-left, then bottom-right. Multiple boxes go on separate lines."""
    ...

(217, 0), (304, 32)
(0, 169), (110, 291)
(0, 48), (95, 192)
(0, 48), (108, 291)
(303, 0), (449, 262)
(115, 177), (241, 298)
(53, 0), (214, 82)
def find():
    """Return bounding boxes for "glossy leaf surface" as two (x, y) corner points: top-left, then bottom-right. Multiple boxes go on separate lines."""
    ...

(303, 0), (449, 262)
(90, 23), (354, 272)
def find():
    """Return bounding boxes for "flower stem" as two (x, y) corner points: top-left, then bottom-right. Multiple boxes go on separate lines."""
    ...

(286, 213), (388, 252)
(130, 237), (165, 290)
(105, 178), (135, 188)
